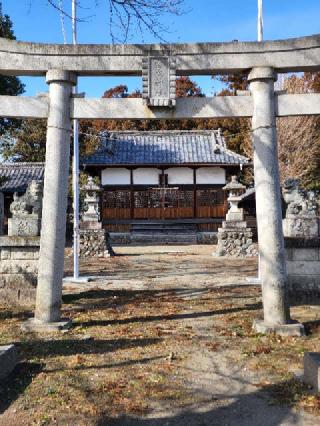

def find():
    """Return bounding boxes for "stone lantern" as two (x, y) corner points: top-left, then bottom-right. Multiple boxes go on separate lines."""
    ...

(214, 176), (257, 258)
(223, 176), (246, 223)
(81, 176), (101, 230)
(80, 176), (114, 258)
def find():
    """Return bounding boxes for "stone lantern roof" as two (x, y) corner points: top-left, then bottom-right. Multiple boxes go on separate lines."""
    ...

(223, 176), (246, 194)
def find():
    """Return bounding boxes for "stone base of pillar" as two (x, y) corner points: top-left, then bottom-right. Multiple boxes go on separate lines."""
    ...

(0, 345), (17, 380)
(63, 275), (96, 284)
(253, 319), (305, 337)
(21, 318), (72, 333)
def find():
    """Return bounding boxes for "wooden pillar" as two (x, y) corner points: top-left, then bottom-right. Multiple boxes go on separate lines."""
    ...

(193, 168), (197, 218)
(130, 169), (134, 220)
(161, 168), (165, 221)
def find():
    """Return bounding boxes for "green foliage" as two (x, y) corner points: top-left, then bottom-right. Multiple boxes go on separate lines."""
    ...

(0, 6), (25, 98)
(0, 3), (25, 157)
(1, 119), (47, 162)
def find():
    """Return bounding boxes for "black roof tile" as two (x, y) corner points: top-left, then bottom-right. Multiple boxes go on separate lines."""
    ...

(81, 130), (248, 167)
(0, 163), (44, 193)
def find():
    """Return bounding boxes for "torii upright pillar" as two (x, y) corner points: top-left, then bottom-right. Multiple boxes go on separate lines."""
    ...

(248, 67), (304, 336)
(22, 70), (76, 332)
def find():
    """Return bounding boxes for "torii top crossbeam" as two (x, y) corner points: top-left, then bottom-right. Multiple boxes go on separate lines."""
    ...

(1, 34), (320, 76)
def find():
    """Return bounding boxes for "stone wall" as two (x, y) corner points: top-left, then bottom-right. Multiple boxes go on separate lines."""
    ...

(110, 232), (217, 245)
(0, 236), (40, 306)
(215, 223), (258, 258)
(80, 229), (114, 258)
(285, 237), (320, 305)
(109, 232), (132, 245)
(196, 232), (217, 245)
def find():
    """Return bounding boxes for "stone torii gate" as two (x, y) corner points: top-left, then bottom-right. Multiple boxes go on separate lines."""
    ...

(1, 35), (320, 334)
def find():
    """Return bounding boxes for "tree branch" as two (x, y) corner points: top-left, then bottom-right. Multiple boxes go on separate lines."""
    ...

(47, 0), (185, 42)
(47, 0), (93, 23)
(108, 0), (185, 42)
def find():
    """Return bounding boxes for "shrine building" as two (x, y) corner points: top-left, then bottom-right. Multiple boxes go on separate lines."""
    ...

(81, 130), (249, 234)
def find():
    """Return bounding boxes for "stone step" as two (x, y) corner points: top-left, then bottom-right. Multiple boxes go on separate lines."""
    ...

(132, 228), (196, 234)
(131, 233), (197, 244)
(131, 223), (197, 234)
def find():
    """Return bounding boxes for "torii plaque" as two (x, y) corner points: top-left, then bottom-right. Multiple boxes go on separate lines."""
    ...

(142, 51), (176, 107)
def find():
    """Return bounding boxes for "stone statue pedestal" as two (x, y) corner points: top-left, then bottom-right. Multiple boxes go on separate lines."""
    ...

(8, 180), (43, 238)
(0, 236), (40, 305)
(0, 181), (43, 308)
(283, 215), (318, 238)
(8, 216), (41, 237)
(282, 178), (319, 239)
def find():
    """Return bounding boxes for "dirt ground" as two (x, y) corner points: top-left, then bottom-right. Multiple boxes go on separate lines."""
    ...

(0, 245), (320, 425)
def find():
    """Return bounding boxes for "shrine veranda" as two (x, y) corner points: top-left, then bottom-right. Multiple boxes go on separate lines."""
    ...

(1, 34), (320, 333)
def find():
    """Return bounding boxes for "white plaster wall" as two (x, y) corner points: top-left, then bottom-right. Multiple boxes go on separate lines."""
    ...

(196, 167), (226, 184)
(101, 168), (130, 185)
(166, 167), (193, 185)
(133, 168), (160, 185)
(101, 166), (226, 186)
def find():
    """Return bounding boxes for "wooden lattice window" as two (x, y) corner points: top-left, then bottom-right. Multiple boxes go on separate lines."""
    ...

(134, 191), (149, 208)
(197, 189), (225, 206)
(102, 190), (131, 208)
(176, 190), (193, 208)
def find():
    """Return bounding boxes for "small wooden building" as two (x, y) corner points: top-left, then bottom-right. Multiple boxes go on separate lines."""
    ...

(81, 130), (249, 233)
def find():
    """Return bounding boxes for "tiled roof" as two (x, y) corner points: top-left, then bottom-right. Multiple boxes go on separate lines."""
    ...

(81, 130), (248, 167)
(0, 163), (45, 193)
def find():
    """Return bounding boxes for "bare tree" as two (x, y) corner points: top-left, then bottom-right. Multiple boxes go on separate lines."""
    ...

(47, 0), (185, 42)
(277, 74), (320, 188)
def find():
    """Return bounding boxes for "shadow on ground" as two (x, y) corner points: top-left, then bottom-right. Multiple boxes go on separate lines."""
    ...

(95, 381), (309, 426)
(75, 303), (261, 328)
(0, 338), (162, 416)
(0, 362), (43, 415)
(19, 337), (162, 358)
(63, 286), (261, 313)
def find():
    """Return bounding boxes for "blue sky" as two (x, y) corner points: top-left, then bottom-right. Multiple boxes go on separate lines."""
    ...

(2, 0), (320, 97)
